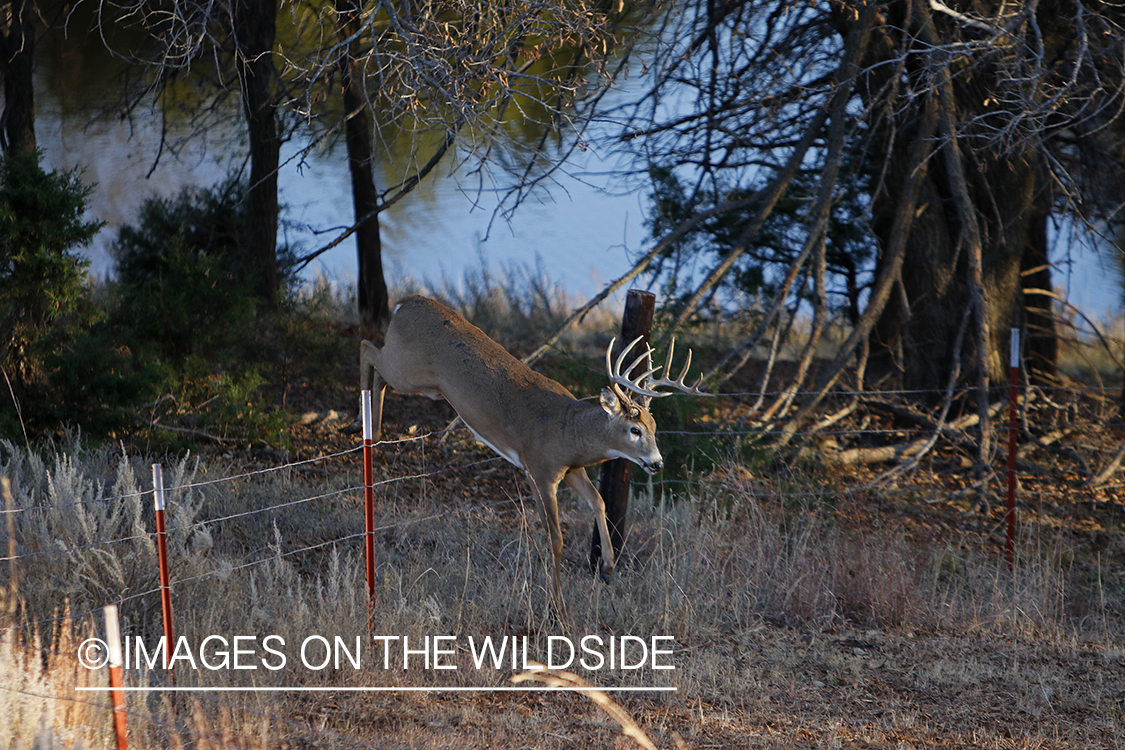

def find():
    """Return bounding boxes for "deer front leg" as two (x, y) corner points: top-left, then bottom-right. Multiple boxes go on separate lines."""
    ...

(564, 468), (615, 583)
(525, 468), (566, 616)
(358, 340), (388, 439)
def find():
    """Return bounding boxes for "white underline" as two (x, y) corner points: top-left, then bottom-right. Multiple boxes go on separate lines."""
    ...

(77, 686), (677, 693)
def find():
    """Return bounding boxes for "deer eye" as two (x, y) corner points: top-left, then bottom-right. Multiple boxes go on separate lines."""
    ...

(630, 426), (643, 437)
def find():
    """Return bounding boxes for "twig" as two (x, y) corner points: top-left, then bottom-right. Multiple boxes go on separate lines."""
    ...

(1023, 288), (1125, 372)
(2, 367), (29, 450)
(521, 191), (762, 369)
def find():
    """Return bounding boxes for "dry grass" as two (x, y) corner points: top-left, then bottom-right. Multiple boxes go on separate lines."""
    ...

(2, 426), (1123, 749)
(2, 274), (1124, 748)
(8, 252), (1125, 749)
(0, 604), (113, 750)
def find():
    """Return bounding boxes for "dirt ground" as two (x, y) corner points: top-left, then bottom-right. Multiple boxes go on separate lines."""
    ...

(197, 343), (1125, 750)
(262, 628), (1123, 749)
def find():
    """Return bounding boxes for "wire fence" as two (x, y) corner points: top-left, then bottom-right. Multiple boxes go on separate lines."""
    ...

(2, 380), (1121, 584)
(0, 426), (506, 750)
(1, 374), (1122, 749)
(3, 379), (1121, 592)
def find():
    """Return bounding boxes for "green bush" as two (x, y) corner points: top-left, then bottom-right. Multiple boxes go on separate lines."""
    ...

(110, 175), (301, 361)
(0, 149), (103, 438)
(11, 173), (331, 447)
(113, 235), (258, 361)
(0, 150), (102, 379)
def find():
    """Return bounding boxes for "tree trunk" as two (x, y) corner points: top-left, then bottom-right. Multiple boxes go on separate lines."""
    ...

(1020, 192), (1057, 381)
(863, 3), (1042, 394)
(235, 0), (280, 304)
(871, 142), (1037, 392)
(0, 0), (37, 154)
(336, 0), (391, 332)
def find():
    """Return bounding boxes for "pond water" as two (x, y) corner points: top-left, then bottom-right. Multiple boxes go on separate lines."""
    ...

(31, 24), (1118, 318)
(34, 27), (647, 302)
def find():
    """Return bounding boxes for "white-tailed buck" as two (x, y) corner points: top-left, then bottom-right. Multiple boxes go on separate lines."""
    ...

(359, 296), (707, 610)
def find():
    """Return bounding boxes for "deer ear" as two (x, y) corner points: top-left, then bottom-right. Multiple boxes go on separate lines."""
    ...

(600, 386), (622, 415)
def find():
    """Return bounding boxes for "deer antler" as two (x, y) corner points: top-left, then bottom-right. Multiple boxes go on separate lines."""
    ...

(647, 338), (710, 396)
(606, 336), (710, 399)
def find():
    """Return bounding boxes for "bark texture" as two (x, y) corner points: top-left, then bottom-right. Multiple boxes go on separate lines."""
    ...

(865, 1), (1052, 391)
(235, 0), (280, 303)
(336, 0), (390, 331)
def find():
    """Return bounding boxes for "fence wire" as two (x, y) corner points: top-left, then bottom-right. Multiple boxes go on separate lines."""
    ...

(1, 377), (1121, 749)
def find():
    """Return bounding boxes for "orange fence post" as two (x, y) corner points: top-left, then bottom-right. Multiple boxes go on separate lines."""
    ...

(361, 390), (377, 627)
(103, 604), (128, 750)
(1005, 329), (1020, 570)
(151, 464), (175, 673)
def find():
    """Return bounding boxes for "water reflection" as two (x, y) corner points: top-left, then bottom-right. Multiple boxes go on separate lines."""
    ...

(33, 20), (644, 298)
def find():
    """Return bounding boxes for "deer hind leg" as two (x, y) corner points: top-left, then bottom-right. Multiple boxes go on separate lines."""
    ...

(359, 339), (389, 439)
(564, 468), (615, 582)
(525, 468), (566, 616)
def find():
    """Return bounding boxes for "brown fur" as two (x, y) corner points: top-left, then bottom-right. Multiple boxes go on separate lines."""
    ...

(359, 296), (665, 614)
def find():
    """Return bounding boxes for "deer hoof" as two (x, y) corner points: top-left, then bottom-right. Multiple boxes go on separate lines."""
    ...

(598, 560), (615, 584)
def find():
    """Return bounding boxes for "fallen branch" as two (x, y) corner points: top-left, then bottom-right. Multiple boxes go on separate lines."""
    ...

(145, 421), (237, 444)
(1093, 436), (1125, 487)
(834, 437), (932, 466)
(833, 399), (1004, 467)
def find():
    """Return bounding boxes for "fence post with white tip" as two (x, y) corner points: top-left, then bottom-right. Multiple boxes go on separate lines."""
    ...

(104, 604), (128, 750)
(151, 464), (174, 672)
(1005, 329), (1020, 570)
(361, 390), (377, 626)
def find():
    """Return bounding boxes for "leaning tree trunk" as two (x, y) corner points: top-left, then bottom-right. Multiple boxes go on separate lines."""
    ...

(336, 0), (391, 331)
(235, 0), (281, 305)
(0, 0), (37, 154)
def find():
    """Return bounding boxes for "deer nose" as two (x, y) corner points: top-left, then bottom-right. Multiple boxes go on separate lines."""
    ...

(646, 459), (663, 474)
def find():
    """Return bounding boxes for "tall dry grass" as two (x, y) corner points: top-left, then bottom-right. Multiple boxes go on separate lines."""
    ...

(0, 603), (113, 750)
(1, 436), (1114, 741)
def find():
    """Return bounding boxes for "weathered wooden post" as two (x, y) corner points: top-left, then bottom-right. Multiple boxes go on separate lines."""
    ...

(591, 289), (656, 573)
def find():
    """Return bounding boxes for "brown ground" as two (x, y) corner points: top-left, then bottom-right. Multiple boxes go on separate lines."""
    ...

(195, 334), (1125, 750)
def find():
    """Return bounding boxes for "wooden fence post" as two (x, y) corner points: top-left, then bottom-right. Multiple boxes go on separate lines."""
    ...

(591, 289), (656, 573)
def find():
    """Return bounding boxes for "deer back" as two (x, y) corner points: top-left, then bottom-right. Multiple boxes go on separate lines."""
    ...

(378, 298), (579, 464)
(375, 297), (660, 473)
